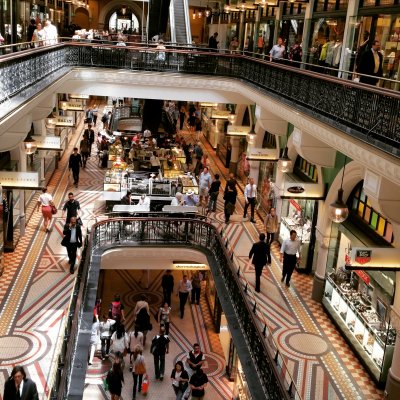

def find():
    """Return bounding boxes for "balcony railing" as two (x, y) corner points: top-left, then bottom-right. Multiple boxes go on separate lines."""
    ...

(1, 42), (400, 156)
(57, 217), (300, 400)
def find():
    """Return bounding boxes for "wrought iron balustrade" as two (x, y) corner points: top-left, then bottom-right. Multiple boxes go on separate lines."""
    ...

(59, 217), (299, 400)
(1, 43), (400, 156)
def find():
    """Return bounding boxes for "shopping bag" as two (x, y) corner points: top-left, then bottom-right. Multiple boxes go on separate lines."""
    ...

(141, 373), (150, 395)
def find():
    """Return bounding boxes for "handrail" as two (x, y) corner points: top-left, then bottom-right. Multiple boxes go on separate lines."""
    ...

(81, 217), (300, 400)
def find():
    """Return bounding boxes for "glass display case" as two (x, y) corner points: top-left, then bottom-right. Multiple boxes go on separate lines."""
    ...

(178, 175), (199, 194)
(103, 169), (127, 192)
(323, 273), (395, 383)
(162, 159), (183, 178)
(128, 177), (150, 195)
(151, 180), (172, 196)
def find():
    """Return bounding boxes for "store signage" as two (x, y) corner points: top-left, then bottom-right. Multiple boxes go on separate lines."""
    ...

(0, 171), (40, 188)
(32, 136), (61, 150)
(173, 263), (207, 270)
(246, 147), (277, 161)
(227, 125), (248, 137)
(346, 247), (400, 270)
(199, 102), (216, 107)
(211, 110), (230, 119)
(59, 101), (84, 111)
(287, 186), (305, 194)
(69, 94), (90, 99)
(55, 116), (74, 127)
(354, 270), (371, 285)
(283, 180), (324, 199)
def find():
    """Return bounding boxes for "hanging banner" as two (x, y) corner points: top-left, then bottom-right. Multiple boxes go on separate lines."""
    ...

(55, 116), (74, 127)
(0, 171), (40, 189)
(32, 136), (62, 150)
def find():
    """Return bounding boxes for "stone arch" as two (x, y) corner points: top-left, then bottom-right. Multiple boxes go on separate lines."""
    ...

(98, 0), (144, 31)
(73, 7), (91, 29)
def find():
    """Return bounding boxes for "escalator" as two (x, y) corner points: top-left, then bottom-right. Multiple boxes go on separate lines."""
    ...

(169, 0), (192, 45)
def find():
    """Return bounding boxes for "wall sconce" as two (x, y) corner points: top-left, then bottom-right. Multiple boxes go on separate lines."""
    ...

(246, 124), (256, 144)
(329, 157), (349, 223)
(24, 133), (37, 155)
(121, 5), (126, 15)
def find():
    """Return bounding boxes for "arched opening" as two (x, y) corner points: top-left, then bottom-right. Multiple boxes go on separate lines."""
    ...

(73, 7), (90, 29)
(108, 10), (140, 34)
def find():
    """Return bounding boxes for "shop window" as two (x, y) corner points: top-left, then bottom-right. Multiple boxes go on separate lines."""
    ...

(294, 156), (318, 182)
(349, 181), (394, 244)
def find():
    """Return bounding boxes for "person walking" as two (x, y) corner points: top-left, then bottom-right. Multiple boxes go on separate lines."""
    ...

(36, 186), (54, 232)
(265, 207), (279, 249)
(61, 216), (83, 274)
(198, 167), (212, 206)
(207, 174), (221, 213)
(243, 177), (257, 223)
(105, 354), (124, 400)
(151, 325), (170, 381)
(128, 327), (144, 370)
(109, 293), (126, 322)
(110, 323), (128, 360)
(208, 32), (219, 51)
(189, 368), (208, 399)
(280, 230), (301, 287)
(161, 269), (174, 306)
(269, 37), (286, 62)
(177, 275), (192, 319)
(99, 314), (116, 360)
(88, 315), (100, 365)
(61, 192), (81, 224)
(158, 302), (171, 335)
(223, 181), (237, 224)
(68, 147), (83, 188)
(131, 345), (146, 399)
(249, 233), (270, 293)
(186, 343), (205, 375)
(134, 295), (151, 346)
(3, 365), (39, 400)
(191, 271), (203, 305)
(170, 361), (189, 400)
(80, 132), (90, 167)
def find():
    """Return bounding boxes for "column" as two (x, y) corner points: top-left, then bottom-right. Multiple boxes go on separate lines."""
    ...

(229, 137), (241, 174)
(19, 143), (27, 236)
(253, 7), (262, 54)
(301, 0), (315, 69)
(33, 119), (47, 184)
(273, 3), (284, 44)
(238, 10), (245, 52)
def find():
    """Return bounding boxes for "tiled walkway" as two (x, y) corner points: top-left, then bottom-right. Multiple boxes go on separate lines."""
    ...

(0, 107), (383, 400)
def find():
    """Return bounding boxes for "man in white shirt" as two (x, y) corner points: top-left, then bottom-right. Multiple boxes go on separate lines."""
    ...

(243, 178), (257, 223)
(171, 192), (184, 206)
(138, 194), (150, 209)
(150, 151), (161, 172)
(176, 275), (193, 318)
(279, 230), (301, 287)
(198, 167), (212, 206)
(269, 37), (286, 62)
(44, 20), (58, 45)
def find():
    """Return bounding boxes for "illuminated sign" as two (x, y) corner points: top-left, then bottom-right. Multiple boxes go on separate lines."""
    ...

(55, 116), (74, 126)
(211, 110), (230, 119)
(32, 136), (61, 150)
(59, 101), (84, 111)
(227, 125), (248, 137)
(69, 94), (90, 99)
(173, 263), (207, 270)
(282, 180), (324, 199)
(246, 147), (278, 161)
(0, 171), (40, 188)
(345, 247), (400, 270)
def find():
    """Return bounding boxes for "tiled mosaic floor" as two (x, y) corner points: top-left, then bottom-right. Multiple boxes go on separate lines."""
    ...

(0, 108), (383, 400)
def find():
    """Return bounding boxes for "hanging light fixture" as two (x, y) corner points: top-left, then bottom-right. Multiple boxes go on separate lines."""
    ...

(240, 0), (247, 11)
(329, 157), (349, 223)
(193, 9), (197, 19)
(121, 5), (127, 15)
(228, 109), (236, 124)
(279, 146), (292, 173)
(23, 132), (37, 155)
(246, 124), (256, 143)
(205, 6), (211, 17)
(197, 9), (203, 18)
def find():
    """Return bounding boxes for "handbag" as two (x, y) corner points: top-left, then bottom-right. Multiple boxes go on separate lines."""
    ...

(50, 204), (57, 215)
(135, 359), (146, 375)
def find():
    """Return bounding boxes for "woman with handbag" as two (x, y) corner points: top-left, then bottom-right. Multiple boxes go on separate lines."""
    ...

(110, 323), (128, 369)
(105, 353), (124, 400)
(170, 361), (189, 400)
(131, 345), (146, 399)
(37, 187), (55, 232)
(128, 327), (144, 371)
(158, 302), (172, 335)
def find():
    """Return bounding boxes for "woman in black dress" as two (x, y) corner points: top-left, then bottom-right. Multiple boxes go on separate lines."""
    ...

(106, 353), (124, 400)
(223, 181), (237, 224)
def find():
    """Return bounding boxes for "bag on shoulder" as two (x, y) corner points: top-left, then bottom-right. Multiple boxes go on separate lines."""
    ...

(101, 114), (108, 123)
(51, 204), (58, 215)
(135, 358), (146, 375)
(150, 336), (159, 355)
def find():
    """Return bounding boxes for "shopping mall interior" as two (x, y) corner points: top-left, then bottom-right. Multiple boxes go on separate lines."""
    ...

(1, 1), (400, 400)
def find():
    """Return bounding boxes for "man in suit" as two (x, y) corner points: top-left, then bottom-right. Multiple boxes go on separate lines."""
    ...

(249, 233), (270, 293)
(358, 40), (383, 86)
(3, 365), (39, 400)
(62, 216), (83, 274)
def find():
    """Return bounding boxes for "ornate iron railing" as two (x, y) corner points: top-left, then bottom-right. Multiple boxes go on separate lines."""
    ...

(61, 217), (300, 400)
(1, 43), (400, 156)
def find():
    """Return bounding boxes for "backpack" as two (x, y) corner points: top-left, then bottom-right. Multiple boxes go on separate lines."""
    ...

(111, 301), (122, 319)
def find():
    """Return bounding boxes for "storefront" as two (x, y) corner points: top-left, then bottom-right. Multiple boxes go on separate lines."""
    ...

(322, 182), (396, 385)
